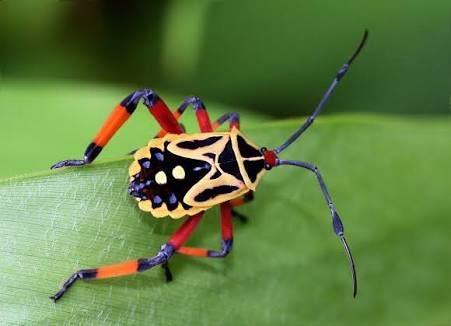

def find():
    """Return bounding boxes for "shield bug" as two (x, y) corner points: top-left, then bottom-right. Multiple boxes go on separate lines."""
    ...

(50, 31), (368, 302)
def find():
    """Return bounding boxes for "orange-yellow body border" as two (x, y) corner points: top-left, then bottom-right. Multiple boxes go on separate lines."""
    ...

(128, 128), (266, 219)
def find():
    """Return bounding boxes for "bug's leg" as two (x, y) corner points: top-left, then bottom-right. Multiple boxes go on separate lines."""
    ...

(211, 112), (240, 131)
(51, 89), (184, 169)
(152, 122), (186, 140)
(176, 202), (234, 258)
(154, 96), (214, 136)
(155, 100), (240, 139)
(229, 191), (254, 223)
(127, 121), (187, 156)
(49, 244), (174, 302)
(126, 122), (187, 156)
(50, 212), (204, 302)
(229, 191), (254, 207)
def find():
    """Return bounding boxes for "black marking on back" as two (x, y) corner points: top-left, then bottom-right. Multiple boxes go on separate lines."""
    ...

(204, 152), (215, 160)
(243, 159), (265, 183)
(218, 139), (244, 182)
(211, 170), (222, 179)
(194, 185), (239, 202)
(181, 201), (192, 210)
(129, 142), (211, 211)
(237, 135), (262, 158)
(177, 136), (222, 149)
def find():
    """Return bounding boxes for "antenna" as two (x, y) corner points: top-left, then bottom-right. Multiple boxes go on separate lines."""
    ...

(277, 159), (358, 297)
(274, 30), (368, 154)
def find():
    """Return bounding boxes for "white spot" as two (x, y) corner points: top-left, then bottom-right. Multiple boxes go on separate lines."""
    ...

(155, 171), (167, 185)
(172, 165), (185, 180)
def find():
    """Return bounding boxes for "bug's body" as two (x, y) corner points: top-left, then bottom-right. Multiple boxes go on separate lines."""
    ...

(128, 129), (265, 218)
(49, 31), (368, 302)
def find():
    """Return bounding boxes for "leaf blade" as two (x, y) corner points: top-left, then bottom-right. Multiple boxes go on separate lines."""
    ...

(1, 116), (451, 325)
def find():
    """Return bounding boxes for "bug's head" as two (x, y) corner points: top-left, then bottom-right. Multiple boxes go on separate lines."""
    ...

(256, 30), (369, 298)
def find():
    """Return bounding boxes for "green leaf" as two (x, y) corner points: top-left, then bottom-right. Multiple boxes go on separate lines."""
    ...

(1, 115), (451, 325)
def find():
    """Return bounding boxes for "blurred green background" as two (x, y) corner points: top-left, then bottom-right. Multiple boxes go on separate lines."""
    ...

(1, 0), (449, 177)
(0, 0), (450, 325)
(1, 0), (449, 117)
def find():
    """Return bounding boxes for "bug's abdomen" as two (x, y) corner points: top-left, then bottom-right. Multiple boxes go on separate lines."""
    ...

(128, 135), (213, 218)
(129, 132), (257, 219)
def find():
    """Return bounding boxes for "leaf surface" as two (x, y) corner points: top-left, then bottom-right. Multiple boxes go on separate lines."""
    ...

(1, 115), (450, 325)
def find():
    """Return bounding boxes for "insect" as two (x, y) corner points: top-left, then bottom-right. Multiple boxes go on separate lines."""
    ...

(50, 31), (368, 302)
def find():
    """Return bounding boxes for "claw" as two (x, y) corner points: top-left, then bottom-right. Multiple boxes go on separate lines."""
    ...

(51, 159), (87, 169)
(161, 262), (173, 282)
